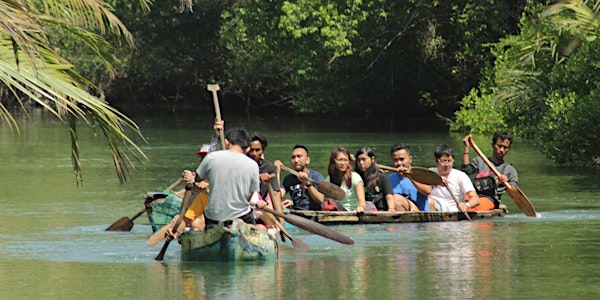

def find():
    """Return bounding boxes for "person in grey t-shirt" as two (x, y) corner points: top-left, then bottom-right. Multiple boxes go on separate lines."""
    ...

(189, 127), (265, 225)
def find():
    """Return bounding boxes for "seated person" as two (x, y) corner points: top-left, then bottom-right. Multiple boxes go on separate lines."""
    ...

(422, 144), (480, 212)
(388, 144), (429, 211)
(461, 132), (518, 210)
(274, 145), (324, 210)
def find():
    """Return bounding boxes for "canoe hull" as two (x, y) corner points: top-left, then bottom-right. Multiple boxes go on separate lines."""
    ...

(287, 208), (507, 225)
(180, 219), (278, 262)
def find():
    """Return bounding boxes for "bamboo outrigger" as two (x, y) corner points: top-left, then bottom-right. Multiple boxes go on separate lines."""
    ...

(286, 208), (507, 225)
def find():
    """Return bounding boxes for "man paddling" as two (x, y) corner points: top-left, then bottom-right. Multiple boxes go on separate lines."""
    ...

(461, 132), (517, 210)
(274, 145), (325, 210)
(193, 127), (266, 226)
(246, 132), (282, 229)
(166, 127), (267, 240)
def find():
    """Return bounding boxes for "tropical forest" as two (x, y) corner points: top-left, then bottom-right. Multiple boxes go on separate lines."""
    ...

(1, 0), (600, 184)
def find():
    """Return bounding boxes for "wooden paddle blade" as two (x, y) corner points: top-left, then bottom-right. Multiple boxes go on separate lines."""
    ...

(154, 240), (171, 261)
(106, 206), (148, 232)
(314, 181), (346, 201)
(105, 217), (133, 232)
(507, 185), (538, 217)
(285, 213), (354, 245)
(263, 207), (354, 245)
(406, 167), (443, 185)
(289, 236), (311, 250)
(273, 220), (311, 250)
(377, 164), (442, 186)
(146, 224), (170, 247)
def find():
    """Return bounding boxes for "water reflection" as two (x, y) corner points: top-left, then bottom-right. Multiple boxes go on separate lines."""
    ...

(3, 111), (600, 299)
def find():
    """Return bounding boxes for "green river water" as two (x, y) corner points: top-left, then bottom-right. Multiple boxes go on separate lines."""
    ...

(1, 109), (599, 299)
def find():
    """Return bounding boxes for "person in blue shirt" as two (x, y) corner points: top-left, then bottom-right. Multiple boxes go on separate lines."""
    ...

(388, 144), (429, 211)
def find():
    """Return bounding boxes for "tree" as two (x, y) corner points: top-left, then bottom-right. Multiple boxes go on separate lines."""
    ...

(453, 1), (600, 166)
(0, 0), (153, 183)
(217, 0), (525, 121)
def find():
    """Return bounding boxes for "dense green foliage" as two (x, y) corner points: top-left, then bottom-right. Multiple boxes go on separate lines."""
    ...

(453, 1), (600, 166)
(107, 0), (525, 122)
(18, 0), (597, 167)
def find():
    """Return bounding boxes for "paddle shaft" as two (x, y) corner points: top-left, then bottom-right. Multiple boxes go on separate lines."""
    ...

(261, 207), (354, 245)
(378, 164), (402, 173)
(279, 164), (316, 185)
(266, 175), (284, 225)
(154, 186), (194, 261)
(444, 184), (471, 221)
(266, 182), (310, 249)
(468, 139), (512, 187)
(278, 164), (345, 201)
(207, 84), (226, 150)
(106, 178), (184, 232)
(129, 207), (147, 222)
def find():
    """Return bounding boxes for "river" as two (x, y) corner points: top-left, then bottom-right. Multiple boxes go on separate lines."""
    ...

(1, 108), (599, 299)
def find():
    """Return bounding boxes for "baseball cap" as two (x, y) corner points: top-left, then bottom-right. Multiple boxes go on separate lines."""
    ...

(196, 144), (211, 156)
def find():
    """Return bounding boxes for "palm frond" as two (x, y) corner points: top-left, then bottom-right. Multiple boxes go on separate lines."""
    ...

(31, 0), (136, 45)
(0, 36), (146, 184)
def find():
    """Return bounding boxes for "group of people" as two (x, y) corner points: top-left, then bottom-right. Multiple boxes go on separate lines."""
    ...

(165, 121), (519, 240)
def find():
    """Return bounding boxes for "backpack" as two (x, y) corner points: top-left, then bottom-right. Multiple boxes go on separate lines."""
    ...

(473, 176), (497, 198)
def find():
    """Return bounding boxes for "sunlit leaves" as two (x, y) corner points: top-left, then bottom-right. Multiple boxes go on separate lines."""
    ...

(0, 0), (151, 183)
(454, 1), (600, 166)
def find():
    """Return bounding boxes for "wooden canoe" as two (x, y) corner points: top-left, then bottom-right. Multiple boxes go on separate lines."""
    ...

(144, 192), (181, 232)
(285, 208), (507, 225)
(179, 219), (278, 262)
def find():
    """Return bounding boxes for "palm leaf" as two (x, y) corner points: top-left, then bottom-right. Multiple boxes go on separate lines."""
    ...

(0, 0), (153, 184)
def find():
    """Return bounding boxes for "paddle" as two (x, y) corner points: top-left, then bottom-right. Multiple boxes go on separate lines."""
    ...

(106, 178), (183, 231)
(273, 220), (310, 250)
(278, 164), (346, 201)
(154, 186), (195, 261)
(377, 164), (444, 185)
(207, 84), (226, 150)
(261, 207), (354, 245)
(266, 182), (310, 249)
(444, 184), (472, 221)
(468, 137), (538, 217)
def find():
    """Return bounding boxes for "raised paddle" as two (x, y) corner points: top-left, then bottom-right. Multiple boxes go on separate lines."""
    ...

(106, 178), (183, 231)
(468, 137), (538, 217)
(267, 182), (310, 249)
(278, 164), (346, 201)
(261, 207), (354, 245)
(207, 84), (226, 150)
(377, 164), (444, 185)
(154, 186), (195, 261)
